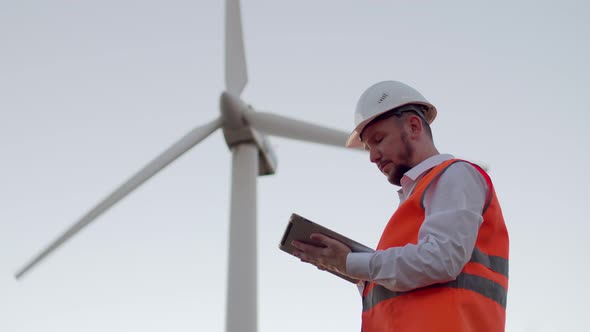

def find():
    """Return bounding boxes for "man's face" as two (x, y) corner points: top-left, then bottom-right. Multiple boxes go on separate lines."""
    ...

(362, 116), (414, 186)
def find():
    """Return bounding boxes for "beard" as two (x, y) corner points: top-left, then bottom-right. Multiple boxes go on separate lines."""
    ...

(387, 132), (414, 186)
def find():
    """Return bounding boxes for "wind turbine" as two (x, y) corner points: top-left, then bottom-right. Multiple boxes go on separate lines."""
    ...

(15, 1), (355, 331)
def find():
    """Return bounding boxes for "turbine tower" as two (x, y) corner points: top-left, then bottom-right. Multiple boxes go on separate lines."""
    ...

(15, 1), (356, 331)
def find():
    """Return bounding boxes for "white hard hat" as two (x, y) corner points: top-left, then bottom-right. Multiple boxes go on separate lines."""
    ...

(346, 81), (437, 148)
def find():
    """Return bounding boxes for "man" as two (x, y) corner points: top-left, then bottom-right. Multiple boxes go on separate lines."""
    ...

(292, 81), (509, 331)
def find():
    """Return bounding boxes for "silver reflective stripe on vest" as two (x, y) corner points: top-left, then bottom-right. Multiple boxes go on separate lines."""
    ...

(470, 247), (509, 277)
(363, 273), (507, 312)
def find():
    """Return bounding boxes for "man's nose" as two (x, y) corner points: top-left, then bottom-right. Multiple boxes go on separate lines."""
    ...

(369, 148), (381, 163)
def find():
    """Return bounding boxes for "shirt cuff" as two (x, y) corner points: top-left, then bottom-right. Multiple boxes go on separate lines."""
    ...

(346, 252), (374, 281)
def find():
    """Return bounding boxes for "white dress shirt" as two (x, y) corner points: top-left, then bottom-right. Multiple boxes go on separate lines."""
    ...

(346, 154), (489, 292)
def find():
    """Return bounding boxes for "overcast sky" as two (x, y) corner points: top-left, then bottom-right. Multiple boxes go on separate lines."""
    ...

(1, 1), (589, 331)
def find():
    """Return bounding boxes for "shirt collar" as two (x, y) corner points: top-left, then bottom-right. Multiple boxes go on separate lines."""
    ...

(398, 153), (455, 200)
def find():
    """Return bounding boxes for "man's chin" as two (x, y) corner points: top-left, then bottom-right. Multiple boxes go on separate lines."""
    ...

(386, 172), (402, 186)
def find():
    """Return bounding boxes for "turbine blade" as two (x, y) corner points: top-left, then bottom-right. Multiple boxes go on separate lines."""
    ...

(225, 0), (248, 95)
(15, 117), (223, 280)
(243, 110), (355, 148)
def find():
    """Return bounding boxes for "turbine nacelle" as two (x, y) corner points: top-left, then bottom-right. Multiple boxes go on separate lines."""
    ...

(220, 91), (278, 176)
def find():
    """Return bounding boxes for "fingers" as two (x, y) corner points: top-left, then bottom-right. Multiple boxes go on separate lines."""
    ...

(291, 234), (352, 276)
(291, 241), (322, 269)
(291, 236), (334, 264)
(310, 233), (352, 252)
(292, 240), (323, 255)
(291, 243), (317, 264)
(292, 233), (337, 251)
(294, 251), (326, 271)
(309, 233), (333, 246)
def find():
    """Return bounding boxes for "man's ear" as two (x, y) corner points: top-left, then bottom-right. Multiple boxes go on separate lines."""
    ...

(407, 115), (423, 139)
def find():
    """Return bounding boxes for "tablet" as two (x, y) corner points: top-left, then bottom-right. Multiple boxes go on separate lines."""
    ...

(279, 213), (374, 283)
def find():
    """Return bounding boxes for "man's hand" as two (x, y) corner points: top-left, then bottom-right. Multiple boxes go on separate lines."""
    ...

(291, 233), (352, 276)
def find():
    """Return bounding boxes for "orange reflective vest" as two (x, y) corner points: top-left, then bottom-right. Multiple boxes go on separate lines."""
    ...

(362, 159), (509, 332)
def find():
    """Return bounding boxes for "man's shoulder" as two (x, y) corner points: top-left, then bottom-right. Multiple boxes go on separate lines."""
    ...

(437, 160), (489, 192)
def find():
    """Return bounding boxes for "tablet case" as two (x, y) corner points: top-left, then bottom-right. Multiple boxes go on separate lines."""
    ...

(279, 213), (374, 283)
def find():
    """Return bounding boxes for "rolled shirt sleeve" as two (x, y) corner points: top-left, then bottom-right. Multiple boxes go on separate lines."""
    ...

(346, 161), (488, 292)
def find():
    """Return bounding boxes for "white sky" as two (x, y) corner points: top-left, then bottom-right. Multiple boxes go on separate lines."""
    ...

(1, 1), (589, 331)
